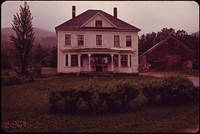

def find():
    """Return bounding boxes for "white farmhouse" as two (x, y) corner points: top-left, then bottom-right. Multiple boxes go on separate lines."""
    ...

(55, 6), (140, 75)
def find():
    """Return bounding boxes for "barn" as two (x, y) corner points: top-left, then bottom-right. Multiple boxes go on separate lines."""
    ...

(139, 35), (194, 71)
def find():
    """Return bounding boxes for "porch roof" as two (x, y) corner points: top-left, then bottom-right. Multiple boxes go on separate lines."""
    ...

(61, 47), (134, 53)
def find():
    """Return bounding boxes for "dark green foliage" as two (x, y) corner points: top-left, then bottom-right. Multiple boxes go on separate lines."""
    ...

(103, 80), (140, 111)
(140, 76), (199, 105)
(49, 78), (140, 114)
(139, 28), (199, 59)
(1, 49), (12, 70)
(49, 76), (199, 114)
(140, 79), (164, 104)
(10, 2), (35, 76)
(160, 76), (195, 104)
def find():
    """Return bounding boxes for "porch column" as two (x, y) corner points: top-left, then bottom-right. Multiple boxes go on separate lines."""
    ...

(111, 54), (114, 72)
(69, 54), (71, 67)
(78, 54), (81, 67)
(88, 54), (91, 71)
(127, 54), (130, 67)
(118, 54), (121, 67)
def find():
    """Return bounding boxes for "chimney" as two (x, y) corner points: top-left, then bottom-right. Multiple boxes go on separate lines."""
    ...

(72, 6), (76, 18)
(113, 7), (117, 18)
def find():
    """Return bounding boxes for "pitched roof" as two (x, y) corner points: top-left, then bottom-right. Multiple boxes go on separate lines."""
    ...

(55, 9), (140, 32)
(139, 35), (193, 57)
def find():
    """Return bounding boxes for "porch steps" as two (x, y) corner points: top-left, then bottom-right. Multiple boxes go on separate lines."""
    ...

(81, 71), (113, 77)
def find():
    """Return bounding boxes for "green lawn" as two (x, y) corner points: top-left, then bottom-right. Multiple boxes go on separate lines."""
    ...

(1, 75), (199, 133)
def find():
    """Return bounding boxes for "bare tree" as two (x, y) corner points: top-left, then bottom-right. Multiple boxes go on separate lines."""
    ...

(10, 1), (35, 76)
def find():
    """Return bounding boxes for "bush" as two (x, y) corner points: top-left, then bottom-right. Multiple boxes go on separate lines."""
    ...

(160, 76), (195, 104)
(49, 78), (140, 114)
(140, 79), (163, 104)
(104, 80), (139, 110)
(140, 76), (198, 105)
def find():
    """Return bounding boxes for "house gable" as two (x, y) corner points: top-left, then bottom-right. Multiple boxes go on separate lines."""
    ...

(55, 9), (140, 32)
(80, 12), (117, 28)
(140, 35), (193, 57)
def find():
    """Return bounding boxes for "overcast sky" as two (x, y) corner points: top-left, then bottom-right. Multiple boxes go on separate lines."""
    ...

(1, 1), (199, 35)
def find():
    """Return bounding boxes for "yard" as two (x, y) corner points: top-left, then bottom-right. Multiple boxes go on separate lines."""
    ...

(1, 69), (199, 133)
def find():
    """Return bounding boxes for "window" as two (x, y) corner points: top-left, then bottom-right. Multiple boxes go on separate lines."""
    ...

(65, 54), (68, 66)
(126, 36), (132, 47)
(65, 34), (71, 45)
(121, 55), (127, 67)
(77, 35), (84, 45)
(95, 20), (102, 27)
(71, 55), (78, 66)
(96, 35), (102, 46)
(114, 55), (119, 66)
(129, 55), (131, 67)
(114, 35), (120, 47)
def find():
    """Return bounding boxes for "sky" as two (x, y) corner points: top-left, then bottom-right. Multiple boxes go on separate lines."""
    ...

(1, 1), (199, 35)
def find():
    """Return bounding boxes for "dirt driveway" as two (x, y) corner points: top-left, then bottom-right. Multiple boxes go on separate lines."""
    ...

(140, 71), (199, 87)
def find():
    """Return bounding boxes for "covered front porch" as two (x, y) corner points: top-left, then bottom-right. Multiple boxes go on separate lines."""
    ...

(73, 53), (133, 72)
(59, 48), (138, 74)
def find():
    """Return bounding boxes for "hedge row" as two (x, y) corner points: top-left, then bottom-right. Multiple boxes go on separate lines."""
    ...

(49, 76), (199, 114)
(49, 78), (140, 114)
(140, 76), (199, 104)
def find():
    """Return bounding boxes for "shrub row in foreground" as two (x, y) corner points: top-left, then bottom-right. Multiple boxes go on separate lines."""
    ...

(49, 78), (140, 114)
(49, 76), (199, 114)
(140, 76), (199, 104)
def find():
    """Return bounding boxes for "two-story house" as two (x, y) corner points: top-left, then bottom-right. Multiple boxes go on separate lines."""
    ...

(55, 6), (140, 74)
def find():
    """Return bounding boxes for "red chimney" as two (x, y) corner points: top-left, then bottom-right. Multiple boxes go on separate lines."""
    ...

(113, 7), (117, 18)
(72, 6), (76, 18)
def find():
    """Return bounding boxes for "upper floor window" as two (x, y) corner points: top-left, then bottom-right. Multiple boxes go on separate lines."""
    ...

(96, 35), (102, 46)
(65, 34), (71, 45)
(126, 36), (132, 47)
(71, 54), (78, 66)
(95, 20), (102, 27)
(77, 35), (84, 45)
(114, 35), (120, 47)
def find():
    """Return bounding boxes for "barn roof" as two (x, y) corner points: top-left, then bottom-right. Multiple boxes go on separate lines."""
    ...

(139, 35), (194, 57)
(55, 9), (140, 32)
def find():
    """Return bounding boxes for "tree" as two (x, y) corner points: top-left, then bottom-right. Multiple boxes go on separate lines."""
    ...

(1, 49), (12, 70)
(10, 2), (35, 76)
(47, 47), (57, 68)
(33, 44), (48, 66)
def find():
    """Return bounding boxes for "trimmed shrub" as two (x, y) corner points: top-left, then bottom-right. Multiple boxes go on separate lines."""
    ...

(140, 79), (163, 104)
(160, 76), (195, 104)
(140, 76), (199, 105)
(49, 78), (140, 114)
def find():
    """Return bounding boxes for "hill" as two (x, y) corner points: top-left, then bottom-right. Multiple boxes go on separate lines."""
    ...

(1, 27), (57, 49)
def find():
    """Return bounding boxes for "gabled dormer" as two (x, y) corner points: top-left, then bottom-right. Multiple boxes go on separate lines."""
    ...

(80, 12), (117, 29)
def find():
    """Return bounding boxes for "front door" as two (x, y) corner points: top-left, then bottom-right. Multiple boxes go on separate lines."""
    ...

(96, 66), (103, 72)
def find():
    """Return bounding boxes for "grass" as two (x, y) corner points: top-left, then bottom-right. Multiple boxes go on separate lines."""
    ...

(145, 70), (199, 77)
(1, 73), (199, 133)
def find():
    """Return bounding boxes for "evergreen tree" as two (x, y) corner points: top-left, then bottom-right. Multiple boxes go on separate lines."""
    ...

(10, 2), (35, 76)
